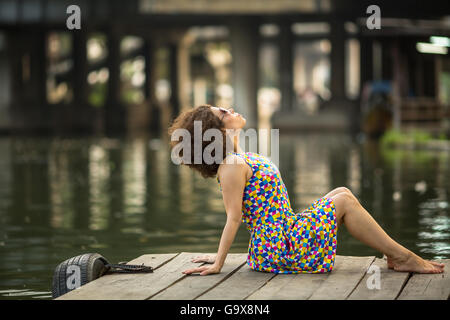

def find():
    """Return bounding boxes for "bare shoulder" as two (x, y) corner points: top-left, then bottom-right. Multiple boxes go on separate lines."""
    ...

(218, 154), (251, 183)
(223, 153), (246, 165)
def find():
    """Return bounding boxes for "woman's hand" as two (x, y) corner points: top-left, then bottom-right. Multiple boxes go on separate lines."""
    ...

(191, 255), (216, 264)
(182, 263), (221, 276)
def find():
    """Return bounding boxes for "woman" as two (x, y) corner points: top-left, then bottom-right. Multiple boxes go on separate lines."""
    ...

(168, 105), (444, 276)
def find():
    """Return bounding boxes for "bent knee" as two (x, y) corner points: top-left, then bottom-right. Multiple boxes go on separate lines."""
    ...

(334, 186), (353, 195)
(332, 191), (358, 211)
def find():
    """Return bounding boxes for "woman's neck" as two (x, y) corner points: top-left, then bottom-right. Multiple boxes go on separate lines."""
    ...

(229, 130), (243, 153)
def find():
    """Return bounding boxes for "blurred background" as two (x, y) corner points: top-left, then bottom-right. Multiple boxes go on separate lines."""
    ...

(0, 0), (449, 299)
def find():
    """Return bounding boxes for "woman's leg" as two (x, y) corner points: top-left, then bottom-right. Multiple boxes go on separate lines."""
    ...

(329, 188), (444, 274)
(323, 186), (351, 199)
(323, 187), (352, 200)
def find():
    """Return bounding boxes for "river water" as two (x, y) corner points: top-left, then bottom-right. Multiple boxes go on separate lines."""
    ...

(0, 132), (448, 299)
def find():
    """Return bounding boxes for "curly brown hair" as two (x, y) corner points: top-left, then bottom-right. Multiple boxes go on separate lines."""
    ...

(168, 105), (233, 178)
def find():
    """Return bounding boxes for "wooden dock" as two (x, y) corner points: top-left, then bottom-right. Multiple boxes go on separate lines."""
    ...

(56, 252), (450, 300)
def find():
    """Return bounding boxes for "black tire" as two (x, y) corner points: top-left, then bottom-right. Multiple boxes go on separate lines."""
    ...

(52, 253), (109, 299)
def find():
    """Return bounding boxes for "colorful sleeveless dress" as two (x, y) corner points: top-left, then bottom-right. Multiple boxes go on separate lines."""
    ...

(217, 152), (338, 273)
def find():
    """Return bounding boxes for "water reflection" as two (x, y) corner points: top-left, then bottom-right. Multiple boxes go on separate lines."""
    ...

(0, 133), (448, 299)
(293, 134), (332, 207)
(88, 142), (111, 230)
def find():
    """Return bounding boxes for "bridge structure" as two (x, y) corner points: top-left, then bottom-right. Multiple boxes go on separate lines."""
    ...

(0, 0), (449, 134)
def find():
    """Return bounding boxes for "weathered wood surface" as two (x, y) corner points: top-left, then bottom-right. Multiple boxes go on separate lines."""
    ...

(152, 254), (247, 300)
(308, 255), (375, 300)
(197, 264), (276, 300)
(57, 253), (450, 300)
(347, 257), (410, 300)
(397, 260), (450, 300)
(246, 270), (328, 300)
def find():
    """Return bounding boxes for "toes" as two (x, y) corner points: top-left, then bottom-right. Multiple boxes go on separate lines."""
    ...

(429, 261), (445, 268)
(425, 262), (442, 273)
(419, 260), (444, 274)
(435, 262), (444, 268)
(430, 265), (444, 273)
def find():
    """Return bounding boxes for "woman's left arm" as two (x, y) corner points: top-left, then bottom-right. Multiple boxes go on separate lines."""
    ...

(183, 157), (247, 276)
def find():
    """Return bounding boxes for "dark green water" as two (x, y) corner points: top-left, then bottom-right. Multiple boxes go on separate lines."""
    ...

(0, 133), (449, 299)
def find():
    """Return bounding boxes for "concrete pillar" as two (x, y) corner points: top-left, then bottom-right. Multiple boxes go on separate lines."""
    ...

(143, 40), (152, 100)
(8, 28), (47, 132)
(35, 29), (47, 111)
(372, 40), (383, 82)
(382, 40), (393, 81)
(72, 30), (91, 132)
(169, 44), (180, 118)
(143, 40), (158, 132)
(105, 27), (126, 134)
(230, 19), (258, 129)
(279, 22), (294, 113)
(330, 20), (346, 101)
(144, 41), (162, 133)
(73, 31), (88, 105)
(360, 37), (373, 87)
(177, 33), (192, 113)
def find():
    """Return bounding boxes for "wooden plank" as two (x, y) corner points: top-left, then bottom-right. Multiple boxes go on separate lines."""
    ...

(57, 252), (202, 300)
(246, 272), (329, 300)
(397, 259), (450, 300)
(308, 256), (375, 300)
(151, 253), (247, 300)
(196, 264), (276, 300)
(55, 253), (449, 300)
(347, 257), (410, 300)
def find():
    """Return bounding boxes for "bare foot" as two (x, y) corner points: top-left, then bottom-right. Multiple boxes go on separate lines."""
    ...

(386, 251), (445, 274)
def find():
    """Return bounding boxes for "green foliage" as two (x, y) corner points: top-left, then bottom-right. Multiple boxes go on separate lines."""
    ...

(380, 129), (448, 148)
(438, 132), (448, 140)
(380, 129), (405, 147)
(380, 128), (435, 148)
(411, 129), (433, 143)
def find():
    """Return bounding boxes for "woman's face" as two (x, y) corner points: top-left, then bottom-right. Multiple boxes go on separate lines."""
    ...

(210, 106), (246, 130)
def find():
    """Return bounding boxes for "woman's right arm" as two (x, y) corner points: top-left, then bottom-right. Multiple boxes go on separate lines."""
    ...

(183, 155), (248, 275)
